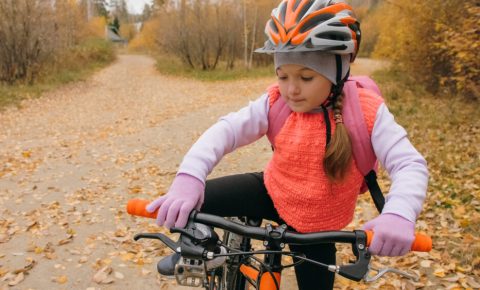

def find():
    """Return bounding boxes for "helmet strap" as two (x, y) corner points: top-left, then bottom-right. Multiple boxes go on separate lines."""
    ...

(329, 55), (350, 102)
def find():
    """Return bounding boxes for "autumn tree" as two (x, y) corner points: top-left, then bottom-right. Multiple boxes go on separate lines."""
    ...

(0, 0), (111, 84)
(0, 0), (56, 83)
(151, 0), (276, 70)
(373, 0), (479, 100)
(54, 0), (85, 49)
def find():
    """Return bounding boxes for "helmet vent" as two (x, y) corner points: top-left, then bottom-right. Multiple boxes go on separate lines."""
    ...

(269, 20), (279, 34)
(295, 1), (315, 23)
(299, 13), (334, 33)
(279, 2), (288, 24)
(293, 0), (302, 11)
(305, 40), (314, 49)
(327, 22), (345, 27)
(315, 31), (351, 41)
(324, 44), (348, 51)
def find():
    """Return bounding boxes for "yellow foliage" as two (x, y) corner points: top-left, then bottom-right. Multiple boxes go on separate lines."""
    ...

(128, 19), (161, 53)
(358, 8), (382, 57)
(54, 0), (85, 46)
(372, 0), (479, 100)
(82, 17), (108, 39)
(120, 23), (137, 41)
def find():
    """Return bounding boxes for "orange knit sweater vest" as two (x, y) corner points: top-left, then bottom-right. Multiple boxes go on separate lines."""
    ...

(264, 89), (384, 233)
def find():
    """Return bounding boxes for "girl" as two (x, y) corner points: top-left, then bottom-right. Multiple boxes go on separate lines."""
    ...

(146, 1), (429, 289)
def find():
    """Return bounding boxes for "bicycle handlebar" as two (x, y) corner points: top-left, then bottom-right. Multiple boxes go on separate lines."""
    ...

(127, 199), (432, 252)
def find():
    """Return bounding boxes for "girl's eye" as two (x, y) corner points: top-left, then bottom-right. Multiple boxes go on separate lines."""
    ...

(277, 76), (288, 81)
(301, 76), (313, 81)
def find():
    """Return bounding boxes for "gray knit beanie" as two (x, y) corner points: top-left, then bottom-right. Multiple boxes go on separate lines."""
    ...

(274, 52), (350, 85)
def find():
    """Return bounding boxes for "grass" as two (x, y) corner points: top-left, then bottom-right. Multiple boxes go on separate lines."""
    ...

(0, 38), (115, 110)
(155, 54), (274, 81)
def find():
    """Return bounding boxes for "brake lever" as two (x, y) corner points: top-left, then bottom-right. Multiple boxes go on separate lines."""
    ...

(330, 230), (370, 281)
(134, 233), (180, 252)
(364, 264), (419, 282)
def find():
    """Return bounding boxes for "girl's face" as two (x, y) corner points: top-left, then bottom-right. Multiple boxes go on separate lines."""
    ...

(277, 64), (332, 113)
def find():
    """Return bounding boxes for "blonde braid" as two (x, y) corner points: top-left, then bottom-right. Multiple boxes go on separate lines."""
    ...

(324, 92), (353, 181)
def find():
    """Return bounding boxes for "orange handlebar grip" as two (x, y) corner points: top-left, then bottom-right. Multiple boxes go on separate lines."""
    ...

(126, 199), (157, 219)
(410, 233), (433, 252)
(365, 230), (432, 252)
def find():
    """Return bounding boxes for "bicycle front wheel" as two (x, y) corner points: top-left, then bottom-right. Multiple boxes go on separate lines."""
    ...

(222, 218), (250, 290)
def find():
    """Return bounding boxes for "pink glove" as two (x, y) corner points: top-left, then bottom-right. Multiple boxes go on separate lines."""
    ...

(362, 213), (415, 257)
(146, 173), (205, 229)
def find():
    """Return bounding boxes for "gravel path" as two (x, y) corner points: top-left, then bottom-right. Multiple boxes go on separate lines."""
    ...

(0, 55), (384, 290)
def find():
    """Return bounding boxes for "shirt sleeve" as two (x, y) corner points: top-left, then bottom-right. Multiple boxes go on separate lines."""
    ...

(177, 93), (270, 183)
(371, 103), (429, 222)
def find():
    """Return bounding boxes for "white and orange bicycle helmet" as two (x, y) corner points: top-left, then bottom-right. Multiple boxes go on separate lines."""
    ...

(256, 0), (361, 62)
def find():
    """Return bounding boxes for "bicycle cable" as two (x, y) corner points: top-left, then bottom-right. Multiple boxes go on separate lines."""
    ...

(215, 249), (306, 269)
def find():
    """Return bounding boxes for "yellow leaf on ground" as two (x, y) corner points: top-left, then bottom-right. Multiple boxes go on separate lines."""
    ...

(434, 268), (446, 278)
(55, 275), (68, 284)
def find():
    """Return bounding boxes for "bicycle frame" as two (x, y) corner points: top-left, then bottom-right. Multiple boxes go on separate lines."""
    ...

(229, 221), (285, 290)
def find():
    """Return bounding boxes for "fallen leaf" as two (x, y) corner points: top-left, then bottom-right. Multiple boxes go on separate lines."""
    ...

(0, 234), (9, 243)
(12, 258), (36, 274)
(54, 275), (68, 284)
(7, 272), (24, 286)
(467, 276), (480, 288)
(120, 252), (134, 261)
(58, 234), (74, 246)
(420, 260), (432, 268)
(433, 267), (446, 278)
(25, 221), (38, 231)
(442, 275), (460, 282)
(114, 271), (124, 279)
(93, 266), (114, 284)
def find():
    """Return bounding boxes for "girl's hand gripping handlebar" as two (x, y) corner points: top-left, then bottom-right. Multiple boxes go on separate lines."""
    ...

(145, 174), (204, 229)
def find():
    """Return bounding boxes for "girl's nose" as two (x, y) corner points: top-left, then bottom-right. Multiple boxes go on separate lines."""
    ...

(288, 82), (300, 96)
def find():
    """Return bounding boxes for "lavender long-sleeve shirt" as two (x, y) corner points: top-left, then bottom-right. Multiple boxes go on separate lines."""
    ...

(177, 93), (428, 222)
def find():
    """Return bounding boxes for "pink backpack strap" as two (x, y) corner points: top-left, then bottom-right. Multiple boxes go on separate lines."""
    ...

(266, 84), (292, 147)
(343, 78), (378, 176)
(344, 78), (385, 212)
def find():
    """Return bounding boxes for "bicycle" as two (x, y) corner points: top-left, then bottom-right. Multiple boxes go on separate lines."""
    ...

(127, 199), (432, 290)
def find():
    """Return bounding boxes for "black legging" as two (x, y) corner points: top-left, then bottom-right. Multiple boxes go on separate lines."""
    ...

(201, 172), (336, 290)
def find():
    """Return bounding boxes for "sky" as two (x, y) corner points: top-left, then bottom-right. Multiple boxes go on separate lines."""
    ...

(122, 0), (154, 14)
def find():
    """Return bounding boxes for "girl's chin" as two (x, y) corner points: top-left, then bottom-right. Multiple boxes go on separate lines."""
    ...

(288, 102), (311, 113)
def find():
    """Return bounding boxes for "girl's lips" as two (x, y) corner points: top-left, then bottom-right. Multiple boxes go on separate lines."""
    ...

(289, 98), (305, 103)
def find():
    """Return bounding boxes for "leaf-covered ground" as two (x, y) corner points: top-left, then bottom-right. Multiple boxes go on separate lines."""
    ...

(0, 55), (478, 289)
